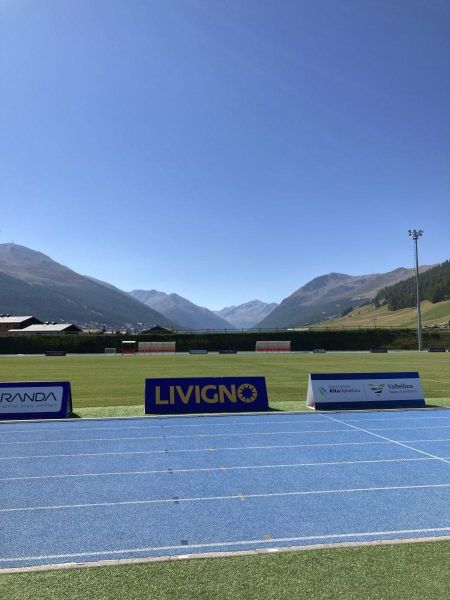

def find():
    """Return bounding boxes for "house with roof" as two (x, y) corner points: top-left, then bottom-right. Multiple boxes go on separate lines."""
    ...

(0, 315), (43, 333)
(9, 323), (82, 335)
(142, 324), (173, 334)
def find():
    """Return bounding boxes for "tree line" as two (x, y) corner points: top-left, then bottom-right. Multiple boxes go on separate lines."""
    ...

(375, 260), (450, 310)
(2, 328), (450, 353)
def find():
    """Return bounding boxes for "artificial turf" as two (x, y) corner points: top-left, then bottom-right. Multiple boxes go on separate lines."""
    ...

(1, 540), (449, 600)
(1, 353), (449, 597)
(0, 352), (449, 413)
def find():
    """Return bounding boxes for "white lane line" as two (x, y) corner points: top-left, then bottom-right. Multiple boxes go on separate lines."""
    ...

(0, 428), (360, 446)
(7, 537), (450, 573)
(368, 425), (450, 432)
(0, 418), (450, 435)
(3, 424), (450, 446)
(2, 483), (450, 513)
(2, 413), (449, 436)
(0, 440), (394, 461)
(4, 422), (450, 444)
(2, 526), (450, 564)
(0, 456), (440, 482)
(320, 415), (450, 466)
(340, 415), (450, 424)
(396, 438), (450, 443)
(0, 419), (329, 435)
(2, 438), (450, 461)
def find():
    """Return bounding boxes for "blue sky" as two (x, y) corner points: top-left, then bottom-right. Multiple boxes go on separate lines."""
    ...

(1, 0), (449, 309)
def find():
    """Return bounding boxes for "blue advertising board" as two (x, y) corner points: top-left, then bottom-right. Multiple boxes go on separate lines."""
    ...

(145, 376), (269, 414)
(306, 372), (425, 410)
(0, 381), (72, 420)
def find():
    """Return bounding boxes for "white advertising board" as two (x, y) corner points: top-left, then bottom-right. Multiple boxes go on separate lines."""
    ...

(306, 372), (425, 410)
(0, 382), (71, 419)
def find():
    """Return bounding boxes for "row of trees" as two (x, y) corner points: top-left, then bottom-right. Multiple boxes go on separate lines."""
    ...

(1, 328), (450, 353)
(375, 261), (450, 311)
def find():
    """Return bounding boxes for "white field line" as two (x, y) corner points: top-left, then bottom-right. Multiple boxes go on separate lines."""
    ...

(2, 527), (450, 566)
(2, 536), (450, 574)
(3, 424), (450, 446)
(0, 419), (328, 434)
(2, 421), (450, 440)
(0, 456), (442, 482)
(339, 415), (450, 424)
(321, 415), (450, 466)
(2, 483), (450, 513)
(0, 428), (359, 445)
(4, 535), (450, 574)
(2, 414), (449, 435)
(0, 440), (396, 461)
(367, 425), (450, 432)
(0, 422), (450, 445)
(1, 438), (450, 461)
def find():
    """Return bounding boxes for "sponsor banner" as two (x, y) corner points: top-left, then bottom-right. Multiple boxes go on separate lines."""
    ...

(0, 381), (72, 420)
(145, 377), (269, 414)
(306, 372), (425, 410)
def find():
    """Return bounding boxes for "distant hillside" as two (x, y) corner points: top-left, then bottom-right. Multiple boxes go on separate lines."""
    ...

(215, 300), (278, 329)
(257, 267), (432, 329)
(130, 289), (234, 330)
(0, 244), (174, 328)
(312, 299), (450, 329)
(374, 260), (450, 310)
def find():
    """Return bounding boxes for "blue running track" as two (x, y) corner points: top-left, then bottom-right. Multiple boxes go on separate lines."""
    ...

(1, 409), (450, 570)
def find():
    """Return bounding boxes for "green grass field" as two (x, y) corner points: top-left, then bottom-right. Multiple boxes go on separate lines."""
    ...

(2, 541), (450, 600)
(0, 351), (449, 415)
(1, 351), (450, 598)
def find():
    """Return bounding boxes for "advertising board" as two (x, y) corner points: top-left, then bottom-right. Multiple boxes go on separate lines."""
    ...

(0, 381), (72, 420)
(145, 376), (269, 414)
(306, 372), (425, 410)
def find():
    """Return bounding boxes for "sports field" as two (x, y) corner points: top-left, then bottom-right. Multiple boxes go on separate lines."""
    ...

(0, 351), (449, 414)
(1, 351), (449, 599)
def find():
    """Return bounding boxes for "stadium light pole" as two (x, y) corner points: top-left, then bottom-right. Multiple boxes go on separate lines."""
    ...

(408, 229), (423, 352)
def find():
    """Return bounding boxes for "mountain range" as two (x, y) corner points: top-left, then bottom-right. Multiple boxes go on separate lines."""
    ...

(0, 244), (174, 328)
(0, 243), (435, 330)
(130, 290), (235, 330)
(214, 300), (278, 329)
(257, 267), (432, 328)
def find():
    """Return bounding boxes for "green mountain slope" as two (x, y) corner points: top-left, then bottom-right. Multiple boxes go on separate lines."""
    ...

(313, 299), (450, 329)
(257, 268), (431, 328)
(317, 261), (450, 329)
(375, 260), (450, 309)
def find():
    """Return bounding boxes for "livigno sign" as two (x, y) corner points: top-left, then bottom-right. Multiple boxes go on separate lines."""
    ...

(306, 372), (425, 410)
(0, 381), (72, 420)
(145, 377), (269, 414)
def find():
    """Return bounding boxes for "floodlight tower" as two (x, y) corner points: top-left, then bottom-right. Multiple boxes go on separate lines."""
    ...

(408, 229), (423, 351)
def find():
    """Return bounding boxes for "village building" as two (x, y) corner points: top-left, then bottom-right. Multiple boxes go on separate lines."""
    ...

(0, 315), (42, 333)
(8, 323), (82, 335)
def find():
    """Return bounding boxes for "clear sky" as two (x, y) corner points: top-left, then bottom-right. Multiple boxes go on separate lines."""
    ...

(1, 0), (449, 309)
